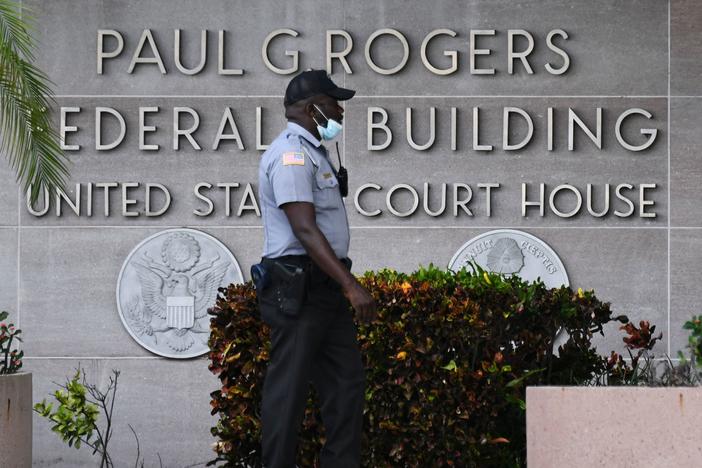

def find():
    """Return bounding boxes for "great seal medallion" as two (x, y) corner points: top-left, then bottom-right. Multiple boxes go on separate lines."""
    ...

(116, 229), (244, 358)
(448, 230), (569, 289)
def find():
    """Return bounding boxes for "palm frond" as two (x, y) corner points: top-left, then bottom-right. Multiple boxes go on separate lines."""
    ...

(0, 0), (70, 205)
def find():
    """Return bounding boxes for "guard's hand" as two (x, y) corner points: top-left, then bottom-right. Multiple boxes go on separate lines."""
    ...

(343, 281), (377, 323)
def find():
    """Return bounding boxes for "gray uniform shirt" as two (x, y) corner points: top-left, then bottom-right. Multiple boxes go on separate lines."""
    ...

(259, 122), (350, 259)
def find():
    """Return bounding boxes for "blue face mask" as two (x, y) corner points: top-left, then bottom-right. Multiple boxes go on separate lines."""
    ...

(313, 104), (343, 140)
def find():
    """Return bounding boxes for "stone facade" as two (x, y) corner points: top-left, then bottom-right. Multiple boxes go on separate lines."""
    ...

(1, 0), (699, 465)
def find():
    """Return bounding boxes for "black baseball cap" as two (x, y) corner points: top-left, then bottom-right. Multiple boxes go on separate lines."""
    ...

(284, 69), (355, 106)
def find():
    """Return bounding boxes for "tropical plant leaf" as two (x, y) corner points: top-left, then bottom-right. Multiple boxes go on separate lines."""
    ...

(0, 0), (70, 205)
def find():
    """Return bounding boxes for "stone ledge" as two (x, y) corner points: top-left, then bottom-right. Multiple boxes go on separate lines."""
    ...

(527, 386), (702, 468)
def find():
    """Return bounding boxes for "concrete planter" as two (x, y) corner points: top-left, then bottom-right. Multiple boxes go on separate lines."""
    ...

(0, 372), (32, 468)
(527, 386), (702, 468)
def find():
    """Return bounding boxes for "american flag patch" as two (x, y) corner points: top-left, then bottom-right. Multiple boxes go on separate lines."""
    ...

(282, 152), (305, 166)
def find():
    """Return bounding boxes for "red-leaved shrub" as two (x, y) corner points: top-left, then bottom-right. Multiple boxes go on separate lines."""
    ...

(208, 265), (657, 467)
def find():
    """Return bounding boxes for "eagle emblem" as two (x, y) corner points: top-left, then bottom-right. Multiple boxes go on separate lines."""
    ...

(117, 230), (243, 358)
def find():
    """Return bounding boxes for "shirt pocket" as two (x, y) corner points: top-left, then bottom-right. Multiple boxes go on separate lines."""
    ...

(313, 171), (339, 209)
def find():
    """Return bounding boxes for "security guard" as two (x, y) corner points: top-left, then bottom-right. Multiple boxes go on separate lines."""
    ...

(256, 70), (377, 468)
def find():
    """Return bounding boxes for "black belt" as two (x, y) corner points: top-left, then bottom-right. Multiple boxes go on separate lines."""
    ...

(261, 255), (351, 287)
(262, 254), (311, 268)
(262, 255), (351, 271)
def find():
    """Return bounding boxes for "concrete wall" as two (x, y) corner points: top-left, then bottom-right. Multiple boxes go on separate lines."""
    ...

(527, 387), (702, 467)
(1, 0), (699, 465)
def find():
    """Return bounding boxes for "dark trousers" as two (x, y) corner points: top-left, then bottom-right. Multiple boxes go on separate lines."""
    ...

(259, 260), (365, 468)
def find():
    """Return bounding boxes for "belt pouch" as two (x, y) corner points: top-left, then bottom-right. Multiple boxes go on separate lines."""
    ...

(271, 262), (307, 317)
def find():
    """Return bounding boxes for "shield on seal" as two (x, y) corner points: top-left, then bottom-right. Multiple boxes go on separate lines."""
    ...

(166, 295), (195, 329)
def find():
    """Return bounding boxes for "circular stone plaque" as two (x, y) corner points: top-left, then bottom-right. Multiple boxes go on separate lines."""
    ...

(116, 229), (244, 358)
(448, 230), (569, 289)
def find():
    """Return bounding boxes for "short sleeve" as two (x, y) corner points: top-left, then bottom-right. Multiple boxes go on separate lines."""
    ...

(268, 145), (316, 207)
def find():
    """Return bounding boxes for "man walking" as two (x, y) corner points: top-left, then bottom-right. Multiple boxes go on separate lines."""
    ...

(256, 69), (377, 468)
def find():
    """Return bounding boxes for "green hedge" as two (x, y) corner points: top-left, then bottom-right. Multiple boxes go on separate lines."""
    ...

(208, 265), (654, 467)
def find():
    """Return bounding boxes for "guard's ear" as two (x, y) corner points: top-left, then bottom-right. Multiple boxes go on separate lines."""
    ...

(305, 101), (318, 117)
